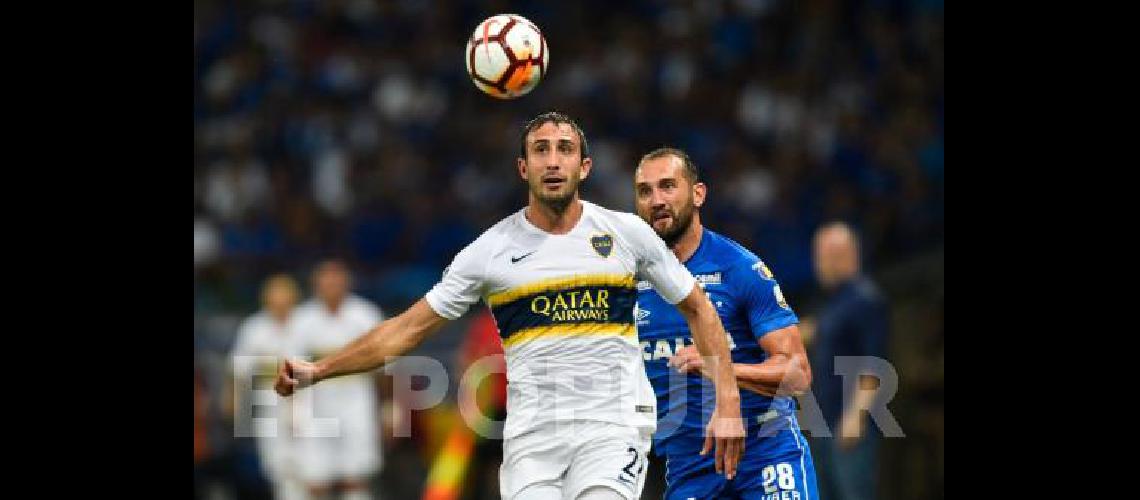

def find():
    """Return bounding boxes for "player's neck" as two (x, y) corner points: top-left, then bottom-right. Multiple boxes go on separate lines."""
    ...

(322, 298), (343, 314)
(671, 217), (704, 263)
(270, 311), (290, 326)
(525, 196), (583, 235)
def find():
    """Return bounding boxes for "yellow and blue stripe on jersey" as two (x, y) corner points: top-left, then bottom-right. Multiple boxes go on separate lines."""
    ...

(487, 273), (638, 348)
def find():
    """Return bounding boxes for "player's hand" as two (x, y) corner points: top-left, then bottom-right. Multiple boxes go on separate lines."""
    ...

(701, 404), (746, 480)
(274, 358), (318, 397)
(668, 345), (710, 378)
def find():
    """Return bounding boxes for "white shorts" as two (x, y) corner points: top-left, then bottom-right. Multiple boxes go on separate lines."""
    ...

(295, 410), (380, 484)
(256, 436), (296, 480)
(500, 420), (652, 500)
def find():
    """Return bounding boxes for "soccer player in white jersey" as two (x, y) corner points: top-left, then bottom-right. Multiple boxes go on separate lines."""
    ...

(291, 260), (385, 500)
(275, 112), (746, 500)
(230, 274), (306, 500)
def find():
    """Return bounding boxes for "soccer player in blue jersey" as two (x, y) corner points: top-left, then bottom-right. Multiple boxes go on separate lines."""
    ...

(633, 148), (818, 500)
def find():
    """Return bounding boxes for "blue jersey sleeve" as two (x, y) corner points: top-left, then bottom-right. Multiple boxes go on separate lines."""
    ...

(732, 258), (798, 340)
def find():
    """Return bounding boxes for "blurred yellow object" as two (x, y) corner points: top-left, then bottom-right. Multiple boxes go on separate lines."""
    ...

(422, 310), (506, 500)
(421, 421), (477, 500)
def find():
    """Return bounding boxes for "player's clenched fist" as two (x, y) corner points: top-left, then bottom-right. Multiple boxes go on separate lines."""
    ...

(274, 358), (318, 397)
(668, 345), (709, 378)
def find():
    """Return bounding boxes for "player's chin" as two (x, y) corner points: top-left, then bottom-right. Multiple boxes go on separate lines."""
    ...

(652, 219), (676, 237)
(538, 189), (573, 205)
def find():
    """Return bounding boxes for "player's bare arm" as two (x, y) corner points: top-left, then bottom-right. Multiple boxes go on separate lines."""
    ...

(671, 325), (812, 397)
(274, 299), (449, 397)
(673, 282), (746, 480)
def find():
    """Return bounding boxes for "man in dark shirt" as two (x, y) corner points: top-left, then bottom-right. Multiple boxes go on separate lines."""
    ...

(805, 222), (890, 500)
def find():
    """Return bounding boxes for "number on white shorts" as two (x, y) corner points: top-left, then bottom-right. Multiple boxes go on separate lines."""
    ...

(620, 447), (643, 482)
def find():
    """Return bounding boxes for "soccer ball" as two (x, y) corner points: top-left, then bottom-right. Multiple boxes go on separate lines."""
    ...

(465, 14), (548, 99)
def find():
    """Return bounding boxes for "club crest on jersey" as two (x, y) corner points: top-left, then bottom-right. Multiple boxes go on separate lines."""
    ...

(591, 233), (613, 257)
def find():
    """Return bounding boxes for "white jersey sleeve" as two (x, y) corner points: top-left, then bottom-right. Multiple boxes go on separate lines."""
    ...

(424, 237), (490, 320)
(623, 214), (696, 304)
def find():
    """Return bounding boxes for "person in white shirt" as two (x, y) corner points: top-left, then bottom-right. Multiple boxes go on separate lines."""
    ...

(291, 260), (384, 500)
(230, 274), (306, 500)
(275, 112), (745, 500)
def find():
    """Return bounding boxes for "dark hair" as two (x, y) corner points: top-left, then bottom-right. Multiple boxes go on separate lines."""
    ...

(639, 147), (700, 185)
(519, 111), (590, 161)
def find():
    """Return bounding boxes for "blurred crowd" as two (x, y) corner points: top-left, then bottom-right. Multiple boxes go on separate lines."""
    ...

(194, 0), (943, 499)
(194, 0), (943, 311)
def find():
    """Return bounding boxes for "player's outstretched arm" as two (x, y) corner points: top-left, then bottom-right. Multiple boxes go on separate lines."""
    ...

(274, 299), (449, 397)
(672, 283), (745, 480)
(673, 325), (811, 397)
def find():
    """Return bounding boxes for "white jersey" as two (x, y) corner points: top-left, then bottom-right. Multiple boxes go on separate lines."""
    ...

(233, 311), (302, 381)
(231, 311), (302, 477)
(425, 200), (697, 438)
(292, 296), (384, 421)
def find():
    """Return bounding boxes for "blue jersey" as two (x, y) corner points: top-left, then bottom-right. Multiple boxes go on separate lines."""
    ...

(637, 228), (799, 451)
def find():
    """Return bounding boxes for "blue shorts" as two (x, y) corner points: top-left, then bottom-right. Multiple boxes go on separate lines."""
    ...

(660, 415), (818, 500)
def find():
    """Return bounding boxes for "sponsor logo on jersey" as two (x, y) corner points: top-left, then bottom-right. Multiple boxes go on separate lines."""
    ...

(635, 307), (651, 322)
(694, 271), (722, 286)
(530, 289), (612, 321)
(636, 280), (652, 291)
(641, 334), (737, 361)
(487, 274), (637, 346)
(641, 336), (691, 361)
(510, 250), (536, 263)
(590, 233), (614, 257)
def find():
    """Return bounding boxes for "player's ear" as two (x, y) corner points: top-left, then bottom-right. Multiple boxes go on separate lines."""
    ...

(517, 157), (529, 181)
(693, 181), (707, 208)
(580, 156), (592, 180)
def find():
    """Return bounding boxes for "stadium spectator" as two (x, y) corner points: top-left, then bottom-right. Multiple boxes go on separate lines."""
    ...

(805, 222), (891, 500)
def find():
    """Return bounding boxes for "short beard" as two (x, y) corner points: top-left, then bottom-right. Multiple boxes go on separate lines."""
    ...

(657, 207), (694, 248)
(537, 191), (574, 214)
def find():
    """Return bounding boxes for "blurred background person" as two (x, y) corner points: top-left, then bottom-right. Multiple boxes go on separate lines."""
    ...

(229, 274), (306, 500)
(293, 260), (386, 500)
(804, 222), (890, 500)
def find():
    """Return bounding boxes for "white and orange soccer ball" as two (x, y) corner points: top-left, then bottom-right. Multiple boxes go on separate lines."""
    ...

(465, 14), (548, 99)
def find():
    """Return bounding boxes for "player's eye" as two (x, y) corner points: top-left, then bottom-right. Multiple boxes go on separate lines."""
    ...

(637, 186), (651, 197)
(559, 143), (572, 154)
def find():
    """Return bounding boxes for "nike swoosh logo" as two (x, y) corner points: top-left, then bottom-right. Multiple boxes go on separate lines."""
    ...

(510, 251), (536, 263)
